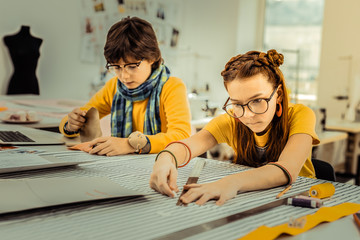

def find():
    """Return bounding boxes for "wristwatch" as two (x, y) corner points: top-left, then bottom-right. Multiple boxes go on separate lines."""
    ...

(128, 131), (151, 154)
(63, 122), (80, 135)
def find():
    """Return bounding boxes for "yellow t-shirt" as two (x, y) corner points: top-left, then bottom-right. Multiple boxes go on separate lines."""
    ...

(204, 103), (320, 178)
(59, 76), (192, 153)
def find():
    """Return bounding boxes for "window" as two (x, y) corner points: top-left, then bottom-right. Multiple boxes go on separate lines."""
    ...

(263, 0), (324, 105)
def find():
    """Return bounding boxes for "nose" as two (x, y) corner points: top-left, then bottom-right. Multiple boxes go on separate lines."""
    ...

(242, 105), (256, 118)
(117, 68), (130, 80)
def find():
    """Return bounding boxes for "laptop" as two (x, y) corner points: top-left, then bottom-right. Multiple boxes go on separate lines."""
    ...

(0, 123), (65, 146)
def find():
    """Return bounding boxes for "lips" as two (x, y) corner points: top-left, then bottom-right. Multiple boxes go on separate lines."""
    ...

(123, 82), (138, 89)
(245, 122), (260, 125)
(123, 81), (133, 85)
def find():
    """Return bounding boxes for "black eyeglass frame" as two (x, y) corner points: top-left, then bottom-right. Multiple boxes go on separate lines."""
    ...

(105, 58), (144, 71)
(222, 85), (280, 118)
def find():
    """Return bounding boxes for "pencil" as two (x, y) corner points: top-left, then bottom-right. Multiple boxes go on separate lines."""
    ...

(276, 184), (292, 199)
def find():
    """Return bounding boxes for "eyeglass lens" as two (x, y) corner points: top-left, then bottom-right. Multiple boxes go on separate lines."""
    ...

(106, 59), (143, 75)
(225, 99), (269, 117)
(107, 64), (139, 75)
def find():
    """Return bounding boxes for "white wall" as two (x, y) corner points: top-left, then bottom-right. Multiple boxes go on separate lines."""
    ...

(0, 0), (250, 106)
(317, 0), (360, 120)
(175, 0), (240, 105)
(236, 0), (265, 53)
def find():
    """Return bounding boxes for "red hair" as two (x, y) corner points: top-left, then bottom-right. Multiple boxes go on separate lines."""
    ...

(221, 49), (290, 167)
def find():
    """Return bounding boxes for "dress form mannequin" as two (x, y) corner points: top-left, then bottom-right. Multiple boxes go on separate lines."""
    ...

(3, 25), (43, 95)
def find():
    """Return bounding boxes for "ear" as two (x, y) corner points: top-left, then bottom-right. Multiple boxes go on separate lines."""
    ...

(147, 58), (157, 66)
(276, 84), (283, 103)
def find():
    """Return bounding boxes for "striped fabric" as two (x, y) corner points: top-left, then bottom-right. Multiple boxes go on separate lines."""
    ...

(110, 64), (170, 138)
(1, 151), (360, 240)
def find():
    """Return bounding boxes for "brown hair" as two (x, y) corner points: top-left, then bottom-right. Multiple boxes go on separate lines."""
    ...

(104, 16), (162, 70)
(221, 49), (290, 167)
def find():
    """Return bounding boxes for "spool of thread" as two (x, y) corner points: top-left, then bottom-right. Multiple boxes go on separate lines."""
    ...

(294, 195), (323, 207)
(309, 183), (335, 199)
(287, 197), (321, 208)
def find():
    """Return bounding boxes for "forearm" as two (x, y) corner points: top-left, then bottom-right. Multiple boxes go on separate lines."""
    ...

(147, 127), (191, 154)
(161, 139), (192, 167)
(223, 164), (289, 193)
(156, 129), (217, 167)
(276, 133), (313, 181)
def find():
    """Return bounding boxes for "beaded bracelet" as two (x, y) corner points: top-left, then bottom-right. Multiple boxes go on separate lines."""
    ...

(165, 141), (192, 168)
(268, 162), (293, 185)
(155, 150), (178, 169)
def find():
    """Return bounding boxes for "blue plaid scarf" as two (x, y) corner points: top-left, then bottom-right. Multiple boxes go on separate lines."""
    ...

(110, 64), (170, 138)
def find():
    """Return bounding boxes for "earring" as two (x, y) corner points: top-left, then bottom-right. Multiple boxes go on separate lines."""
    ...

(276, 103), (282, 117)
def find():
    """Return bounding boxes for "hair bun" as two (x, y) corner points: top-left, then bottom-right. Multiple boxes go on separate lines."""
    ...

(267, 49), (284, 67)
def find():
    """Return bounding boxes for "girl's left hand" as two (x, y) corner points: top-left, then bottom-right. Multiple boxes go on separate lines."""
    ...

(88, 137), (134, 156)
(180, 178), (239, 206)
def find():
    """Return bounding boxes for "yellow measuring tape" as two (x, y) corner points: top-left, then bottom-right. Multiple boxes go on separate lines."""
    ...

(239, 202), (360, 240)
(239, 181), (359, 240)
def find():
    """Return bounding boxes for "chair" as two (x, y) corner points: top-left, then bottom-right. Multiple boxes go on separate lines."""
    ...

(311, 158), (336, 181)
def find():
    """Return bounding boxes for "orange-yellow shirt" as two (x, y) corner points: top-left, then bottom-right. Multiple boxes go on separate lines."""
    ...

(59, 76), (192, 153)
(204, 103), (320, 178)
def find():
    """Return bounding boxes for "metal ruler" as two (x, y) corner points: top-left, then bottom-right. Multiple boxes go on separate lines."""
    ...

(176, 158), (206, 206)
(156, 189), (307, 240)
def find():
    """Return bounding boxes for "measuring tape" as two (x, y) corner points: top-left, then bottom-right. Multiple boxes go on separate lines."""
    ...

(309, 182), (335, 199)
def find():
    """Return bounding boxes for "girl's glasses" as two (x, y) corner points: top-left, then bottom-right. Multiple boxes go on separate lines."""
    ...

(222, 86), (279, 118)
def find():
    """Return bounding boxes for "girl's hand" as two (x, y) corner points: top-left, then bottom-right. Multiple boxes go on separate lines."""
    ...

(88, 137), (134, 156)
(149, 155), (179, 198)
(67, 108), (87, 132)
(180, 178), (239, 206)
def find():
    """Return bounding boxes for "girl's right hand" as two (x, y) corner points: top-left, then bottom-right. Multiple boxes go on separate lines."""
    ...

(67, 108), (87, 132)
(149, 154), (179, 198)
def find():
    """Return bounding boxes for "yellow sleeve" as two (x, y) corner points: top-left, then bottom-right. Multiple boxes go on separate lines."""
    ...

(203, 113), (238, 152)
(146, 77), (192, 153)
(288, 104), (320, 145)
(59, 77), (117, 137)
